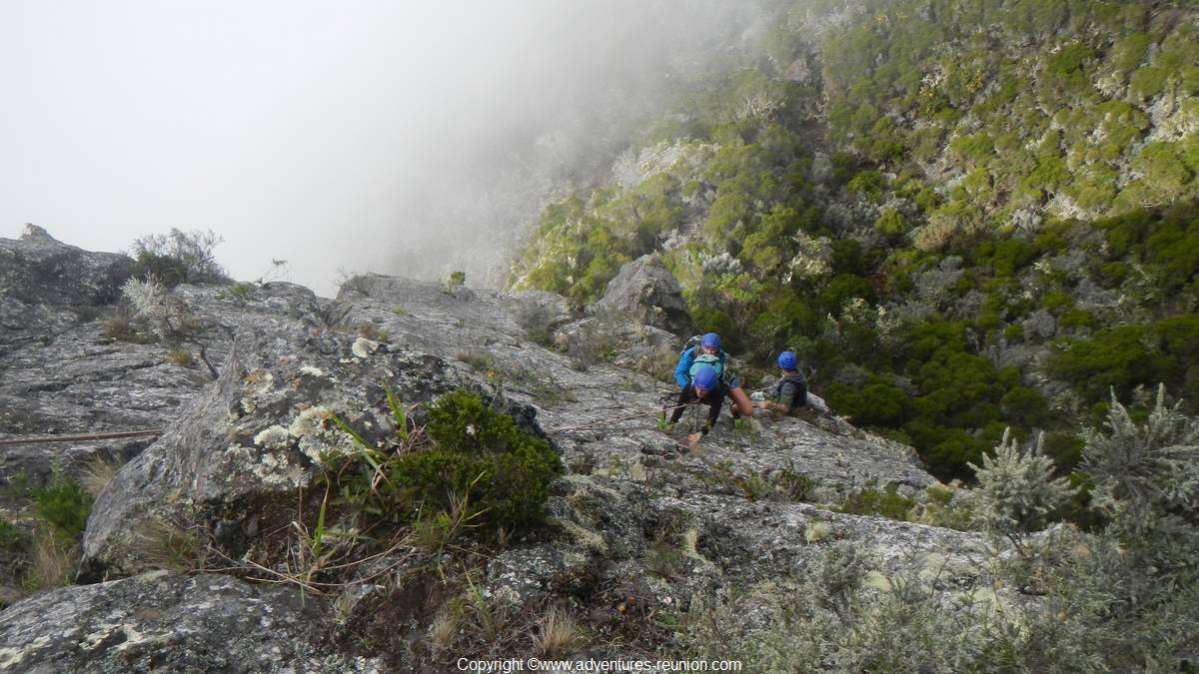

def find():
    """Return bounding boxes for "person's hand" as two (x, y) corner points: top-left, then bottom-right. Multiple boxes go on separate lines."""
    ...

(687, 432), (702, 449)
(755, 400), (768, 409)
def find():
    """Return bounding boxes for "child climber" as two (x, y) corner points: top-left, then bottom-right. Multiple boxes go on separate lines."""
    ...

(755, 350), (808, 415)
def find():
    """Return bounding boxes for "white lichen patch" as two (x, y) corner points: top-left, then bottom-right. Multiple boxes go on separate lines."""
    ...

(0, 635), (51, 669)
(286, 406), (358, 463)
(222, 446), (307, 488)
(299, 365), (327, 378)
(351, 337), (380, 359)
(253, 452), (307, 488)
(80, 623), (126, 651)
(241, 370), (277, 414)
(548, 516), (607, 554)
(253, 425), (291, 450)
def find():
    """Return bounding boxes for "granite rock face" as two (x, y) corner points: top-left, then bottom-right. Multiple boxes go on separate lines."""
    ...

(79, 324), (478, 579)
(0, 571), (379, 673)
(0, 226), (136, 406)
(0, 229), (990, 672)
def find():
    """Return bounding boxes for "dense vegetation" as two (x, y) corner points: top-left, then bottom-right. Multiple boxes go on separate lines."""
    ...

(322, 389), (562, 545)
(510, 0), (1199, 481)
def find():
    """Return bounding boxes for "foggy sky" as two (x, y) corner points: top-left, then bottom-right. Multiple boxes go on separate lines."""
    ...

(0, 1), (762, 296)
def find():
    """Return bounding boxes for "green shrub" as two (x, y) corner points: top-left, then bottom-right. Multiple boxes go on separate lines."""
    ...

(131, 251), (190, 287)
(911, 481), (977, 531)
(0, 519), (28, 551)
(130, 229), (227, 286)
(1000, 386), (1051, 428)
(225, 282), (255, 302)
(827, 379), (909, 428)
(28, 470), (93, 540)
(1082, 386), (1198, 546)
(1059, 309), (1094, 330)
(846, 170), (885, 202)
(1049, 318), (1199, 407)
(1047, 325), (1160, 402)
(838, 484), (915, 520)
(948, 133), (994, 166)
(398, 391), (561, 535)
(874, 208), (908, 237)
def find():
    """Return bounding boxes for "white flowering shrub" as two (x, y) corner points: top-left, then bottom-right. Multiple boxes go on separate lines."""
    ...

(1082, 385), (1199, 541)
(969, 428), (1078, 537)
(121, 275), (195, 342)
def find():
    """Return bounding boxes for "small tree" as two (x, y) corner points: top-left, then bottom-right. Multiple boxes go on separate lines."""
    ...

(1082, 385), (1199, 543)
(970, 428), (1077, 545)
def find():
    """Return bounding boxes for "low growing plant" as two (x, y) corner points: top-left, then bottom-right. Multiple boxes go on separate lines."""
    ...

(837, 484), (916, 520)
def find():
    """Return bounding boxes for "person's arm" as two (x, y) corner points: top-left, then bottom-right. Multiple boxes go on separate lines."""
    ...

(756, 399), (790, 413)
(674, 348), (694, 389)
(756, 380), (806, 413)
(669, 387), (693, 425)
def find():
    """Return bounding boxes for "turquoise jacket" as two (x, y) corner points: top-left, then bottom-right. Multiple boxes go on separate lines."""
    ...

(674, 347), (728, 390)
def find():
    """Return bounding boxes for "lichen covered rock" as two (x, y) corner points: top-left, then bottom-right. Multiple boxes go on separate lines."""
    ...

(0, 571), (378, 673)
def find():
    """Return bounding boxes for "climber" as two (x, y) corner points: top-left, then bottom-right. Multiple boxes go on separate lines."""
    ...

(674, 332), (724, 389)
(755, 351), (808, 415)
(667, 363), (728, 449)
(673, 332), (754, 418)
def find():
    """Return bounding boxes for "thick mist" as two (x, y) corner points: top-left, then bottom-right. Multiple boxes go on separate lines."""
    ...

(0, 1), (767, 295)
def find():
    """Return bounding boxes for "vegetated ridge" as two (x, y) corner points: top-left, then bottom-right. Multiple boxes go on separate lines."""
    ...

(511, 0), (1199, 482)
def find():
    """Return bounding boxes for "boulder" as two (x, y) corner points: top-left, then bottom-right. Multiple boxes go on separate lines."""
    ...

(80, 328), (469, 579)
(502, 289), (577, 343)
(593, 254), (692, 336)
(0, 280), (328, 493)
(0, 225), (134, 359)
(0, 225), (133, 309)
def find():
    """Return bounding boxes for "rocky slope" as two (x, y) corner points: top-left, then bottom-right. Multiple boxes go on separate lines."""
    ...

(0, 229), (995, 672)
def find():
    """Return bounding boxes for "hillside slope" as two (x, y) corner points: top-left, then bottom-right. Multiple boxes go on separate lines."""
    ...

(510, 0), (1199, 479)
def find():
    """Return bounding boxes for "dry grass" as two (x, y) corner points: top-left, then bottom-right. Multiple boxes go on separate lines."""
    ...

(166, 345), (195, 367)
(78, 455), (123, 498)
(26, 529), (76, 590)
(129, 518), (205, 573)
(912, 219), (958, 252)
(101, 304), (144, 343)
(533, 606), (582, 658)
(429, 601), (463, 653)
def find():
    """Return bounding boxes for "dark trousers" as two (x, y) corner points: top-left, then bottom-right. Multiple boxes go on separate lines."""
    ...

(669, 384), (726, 433)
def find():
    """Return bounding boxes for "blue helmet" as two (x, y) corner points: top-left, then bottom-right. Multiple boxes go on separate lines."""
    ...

(693, 364), (719, 392)
(701, 332), (721, 350)
(778, 350), (798, 371)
